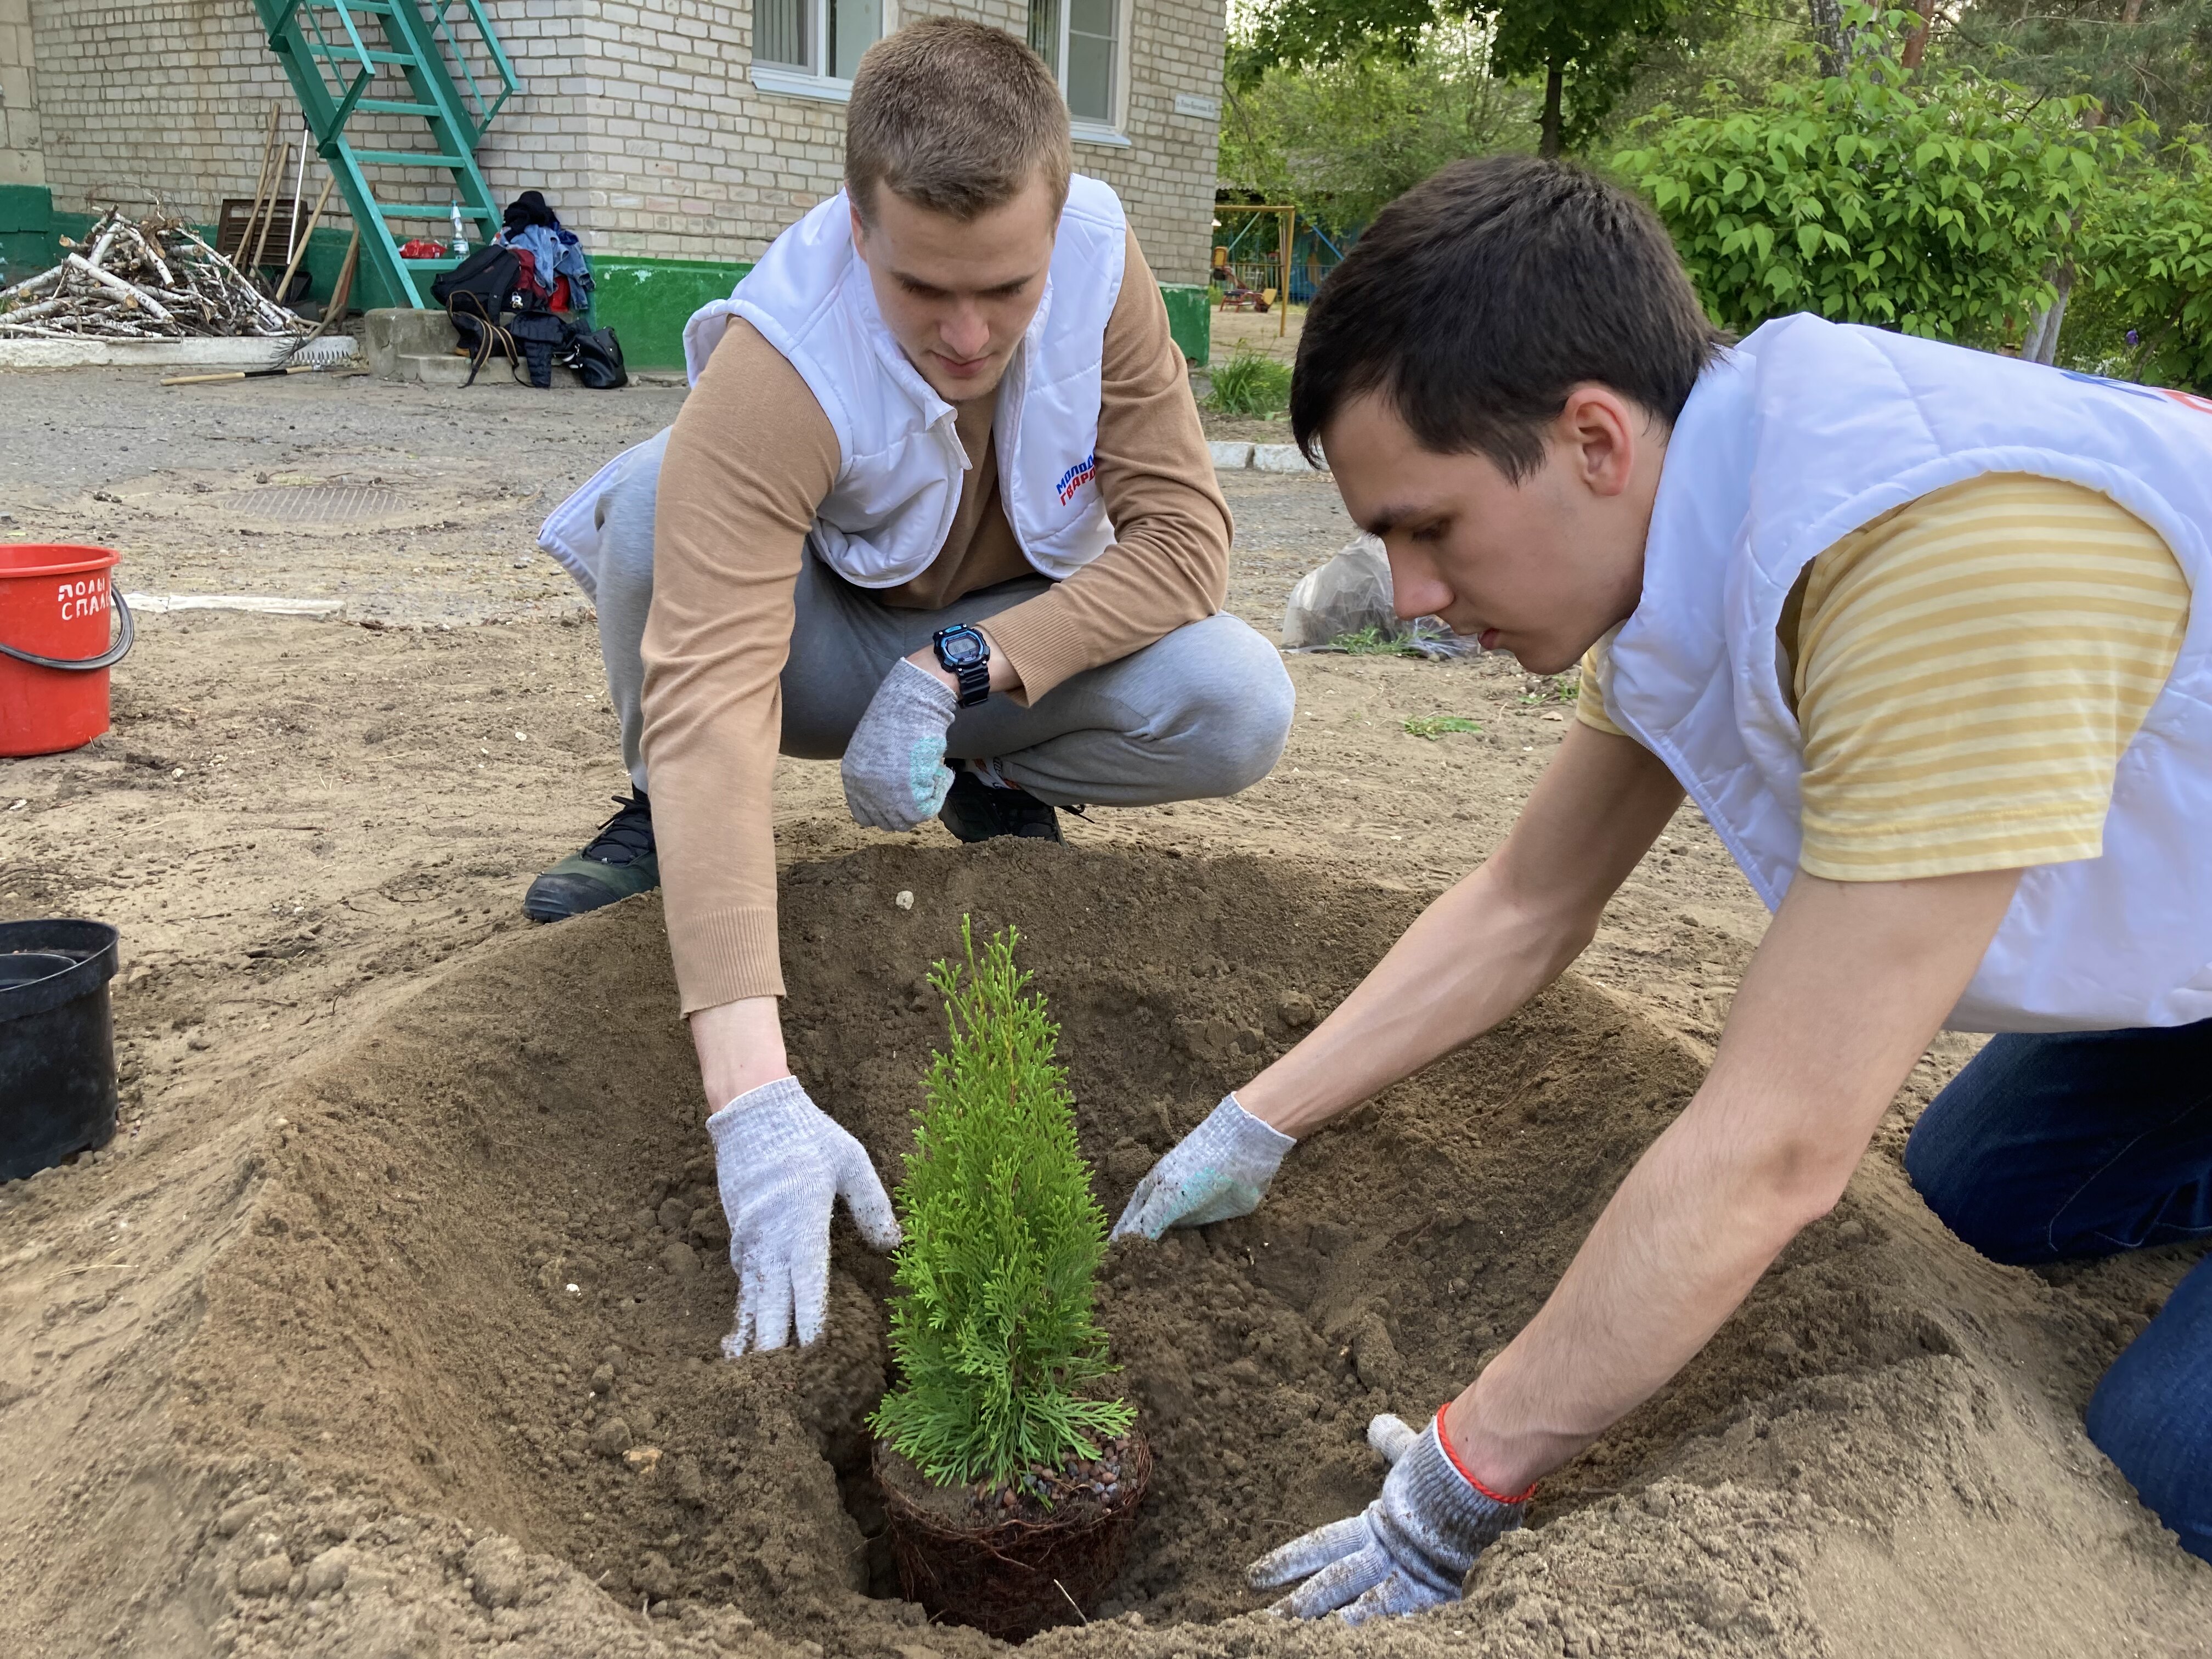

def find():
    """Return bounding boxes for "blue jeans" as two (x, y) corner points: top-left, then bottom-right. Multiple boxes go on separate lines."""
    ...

(1905, 1020), (2212, 1561)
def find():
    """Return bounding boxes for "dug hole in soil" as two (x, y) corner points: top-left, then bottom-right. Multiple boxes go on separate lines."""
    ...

(120, 843), (2209, 1657)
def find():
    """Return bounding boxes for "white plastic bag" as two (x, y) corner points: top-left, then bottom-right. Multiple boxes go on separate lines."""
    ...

(1279, 536), (1481, 658)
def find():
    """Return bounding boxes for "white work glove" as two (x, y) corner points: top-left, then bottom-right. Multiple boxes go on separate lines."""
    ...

(1250, 1411), (1530, 1623)
(841, 658), (958, 832)
(1110, 1094), (1295, 1239)
(706, 1075), (901, 1356)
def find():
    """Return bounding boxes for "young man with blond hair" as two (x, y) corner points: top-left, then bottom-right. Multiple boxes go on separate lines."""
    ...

(531, 18), (1291, 1361)
(1118, 154), (2212, 1617)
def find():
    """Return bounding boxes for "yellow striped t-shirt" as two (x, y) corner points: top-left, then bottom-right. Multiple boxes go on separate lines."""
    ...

(1578, 473), (2192, 881)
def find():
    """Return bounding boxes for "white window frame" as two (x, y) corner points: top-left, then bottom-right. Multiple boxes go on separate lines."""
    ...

(1030, 0), (1131, 145)
(749, 0), (893, 103)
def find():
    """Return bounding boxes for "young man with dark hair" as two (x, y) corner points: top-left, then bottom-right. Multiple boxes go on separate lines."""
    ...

(1118, 151), (2212, 1618)
(533, 18), (1293, 1359)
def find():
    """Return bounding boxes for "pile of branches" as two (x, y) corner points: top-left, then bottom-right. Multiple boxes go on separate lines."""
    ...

(0, 208), (306, 341)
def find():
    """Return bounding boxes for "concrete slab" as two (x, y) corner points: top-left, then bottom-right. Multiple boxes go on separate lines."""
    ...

(363, 307), (459, 378)
(1207, 440), (1254, 470)
(0, 337), (294, 370)
(399, 352), (473, 388)
(1252, 443), (1322, 473)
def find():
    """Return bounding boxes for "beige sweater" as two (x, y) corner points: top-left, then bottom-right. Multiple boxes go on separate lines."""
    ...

(640, 231), (1231, 1012)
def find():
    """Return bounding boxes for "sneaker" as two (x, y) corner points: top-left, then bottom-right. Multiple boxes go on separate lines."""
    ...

(523, 792), (659, 922)
(938, 769), (1062, 844)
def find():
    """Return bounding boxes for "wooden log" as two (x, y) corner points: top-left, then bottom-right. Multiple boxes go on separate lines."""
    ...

(126, 223), (177, 290)
(86, 217), (122, 270)
(0, 263), (64, 301)
(66, 255), (176, 324)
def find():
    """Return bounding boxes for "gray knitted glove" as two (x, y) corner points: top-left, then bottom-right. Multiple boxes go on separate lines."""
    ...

(1110, 1094), (1295, 1239)
(1249, 1411), (1530, 1624)
(707, 1076), (901, 1357)
(842, 658), (958, 832)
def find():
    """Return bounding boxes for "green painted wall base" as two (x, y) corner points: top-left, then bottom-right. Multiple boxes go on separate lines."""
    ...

(0, 184), (56, 291)
(590, 256), (748, 369)
(1161, 283), (1210, 367)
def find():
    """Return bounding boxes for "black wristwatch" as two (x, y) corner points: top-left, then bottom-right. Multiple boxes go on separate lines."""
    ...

(933, 624), (991, 708)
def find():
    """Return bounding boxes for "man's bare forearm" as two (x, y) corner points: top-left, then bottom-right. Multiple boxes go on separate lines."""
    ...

(1443, 866), (2023, 1496)
(690, 995), (792, 1116)
(1241, 723), (1685, 1138)
(1238, 864), (1595, 1136)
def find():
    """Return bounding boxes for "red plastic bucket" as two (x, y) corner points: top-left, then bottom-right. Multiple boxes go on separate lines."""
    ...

(0, 544), (135, 758)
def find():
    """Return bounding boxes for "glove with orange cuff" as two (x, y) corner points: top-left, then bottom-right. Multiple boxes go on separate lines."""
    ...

(1247, 1408), (1532, 1624)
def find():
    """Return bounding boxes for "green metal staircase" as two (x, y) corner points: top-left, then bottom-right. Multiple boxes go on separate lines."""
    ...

(252, 0), (520, 307)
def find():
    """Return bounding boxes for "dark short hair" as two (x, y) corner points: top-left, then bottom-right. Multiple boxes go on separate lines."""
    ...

(846, 19), (1071, 225)
(1290, 155), (1725, 477)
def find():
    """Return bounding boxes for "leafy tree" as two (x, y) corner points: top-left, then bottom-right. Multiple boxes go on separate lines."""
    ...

(1594, 0), (1805, 145)
(1492, 0), (1686, 153)
(1615, 6), (2118, 341)
(2076, 137), (2212, 385)
(1938, 0), (2212, 134)
(1233, 0), (1686, 156)
(1221, 26), (1535, 229)
(869, 921), (1134, 1489)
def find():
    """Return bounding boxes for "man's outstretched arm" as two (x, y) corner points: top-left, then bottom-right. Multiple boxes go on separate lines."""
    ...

(1115, 721), (1682, 1239)
(1251, 720), (1684, 1132)
(1447, 862), (2020, 1492)
(1252, 860), (2022, 1621)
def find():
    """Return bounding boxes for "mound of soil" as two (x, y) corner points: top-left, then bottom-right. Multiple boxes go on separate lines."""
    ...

(114, 843), (2211, 1655)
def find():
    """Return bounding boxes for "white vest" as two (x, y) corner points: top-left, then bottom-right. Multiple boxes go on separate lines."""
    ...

(536, 176), (1126, 594)
(1602, 314), (2212, 1034)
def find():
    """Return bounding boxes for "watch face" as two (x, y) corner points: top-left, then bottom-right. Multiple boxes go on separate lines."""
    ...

(940, 631), (984, 667)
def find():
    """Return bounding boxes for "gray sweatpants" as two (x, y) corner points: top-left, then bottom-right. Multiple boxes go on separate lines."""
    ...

(592, 427), (1296, 805)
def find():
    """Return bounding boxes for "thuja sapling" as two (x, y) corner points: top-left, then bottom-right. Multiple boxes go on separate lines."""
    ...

(869, 919), (1136, 1489)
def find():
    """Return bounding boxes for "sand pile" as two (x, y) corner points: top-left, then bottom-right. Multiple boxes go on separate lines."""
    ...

(16, 842), (2208, 1657)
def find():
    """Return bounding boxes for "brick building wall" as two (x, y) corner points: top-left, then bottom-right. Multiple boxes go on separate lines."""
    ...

(25, 0), (1221, 287)
(0, 0), (41, 190)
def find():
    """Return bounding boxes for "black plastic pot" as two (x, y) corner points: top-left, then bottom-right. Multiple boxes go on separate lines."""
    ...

(0, 919), (120, 1181)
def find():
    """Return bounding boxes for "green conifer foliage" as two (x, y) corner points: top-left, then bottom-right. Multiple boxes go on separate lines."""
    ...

(870, 921), (1136, 1489)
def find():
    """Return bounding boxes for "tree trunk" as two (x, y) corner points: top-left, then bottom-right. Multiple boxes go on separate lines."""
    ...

(1808, 0), (1844, 74)
(1901, 2), (1935, 69)
(2023, 263), (2075, 365)
(1539, 58), (1564, 158)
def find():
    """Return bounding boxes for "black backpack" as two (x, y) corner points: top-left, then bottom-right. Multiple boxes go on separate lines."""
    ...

(433, 246), (526, 386)
(431, 244), (523, 313)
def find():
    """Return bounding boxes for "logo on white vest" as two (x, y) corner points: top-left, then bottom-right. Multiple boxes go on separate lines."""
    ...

(1056, 454), (1098, 506)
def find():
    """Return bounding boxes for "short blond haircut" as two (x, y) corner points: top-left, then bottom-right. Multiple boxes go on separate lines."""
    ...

(845, 18), (1072, 224)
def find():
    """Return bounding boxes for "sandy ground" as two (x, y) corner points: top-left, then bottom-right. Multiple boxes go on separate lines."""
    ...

(1210, 306), (1306, 363)
(1, 368), (2207, 1659)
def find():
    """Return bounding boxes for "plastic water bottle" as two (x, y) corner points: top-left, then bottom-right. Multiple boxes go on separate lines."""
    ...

(449, 202), (470, 259)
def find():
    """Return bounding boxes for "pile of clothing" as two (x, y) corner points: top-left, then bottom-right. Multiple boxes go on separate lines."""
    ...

(495, 190), (594, 315)
(429, 190), (623, 390)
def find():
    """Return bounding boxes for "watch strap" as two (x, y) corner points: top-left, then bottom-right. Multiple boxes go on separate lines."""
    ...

(951, 657), (990, 707)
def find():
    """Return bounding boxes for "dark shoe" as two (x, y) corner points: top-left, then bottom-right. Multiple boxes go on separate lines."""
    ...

(524, 791), (659, 922)
(938, 769), (1062, 844)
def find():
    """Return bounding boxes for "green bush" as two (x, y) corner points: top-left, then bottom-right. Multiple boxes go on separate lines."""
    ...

(868, 921), (1134, 1489)
(1614, 4), (2115, 345)
(1207, 345), (1295, 418)
(2079, 142), (2212, 391)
